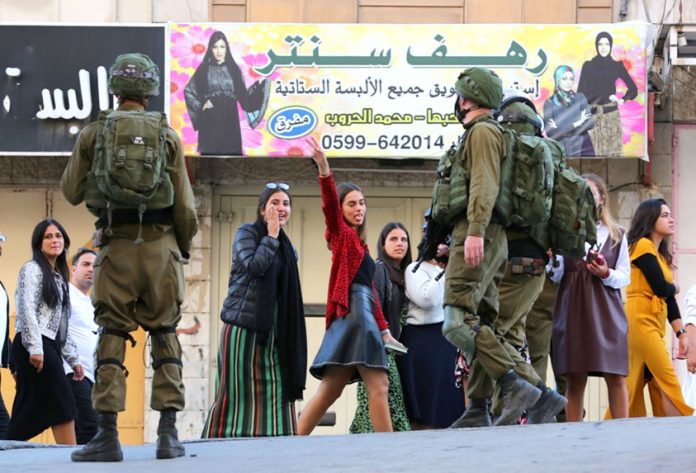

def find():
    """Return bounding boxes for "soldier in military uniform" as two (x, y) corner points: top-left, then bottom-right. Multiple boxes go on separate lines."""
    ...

(61, 53), (198, 461)
(526, 277), (560, 384)
(457, 99), (567, 426)
(442, 68), (542, 427)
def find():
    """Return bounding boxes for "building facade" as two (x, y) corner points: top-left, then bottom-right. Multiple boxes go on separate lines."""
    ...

(0, 0), (692, 442)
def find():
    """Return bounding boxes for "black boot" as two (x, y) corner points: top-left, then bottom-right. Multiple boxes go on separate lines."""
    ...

(156, 409), (185, 459)
(449, 399), (492, 428)
(526, 386), (568, 424)
(71, 411), (123, 462)
(495, 370), (542, 426)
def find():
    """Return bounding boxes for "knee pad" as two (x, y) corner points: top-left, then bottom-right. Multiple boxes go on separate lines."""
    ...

(96, 328), (135, 377)
(149, 327), (183, 371)
(443, 305), (477, 364)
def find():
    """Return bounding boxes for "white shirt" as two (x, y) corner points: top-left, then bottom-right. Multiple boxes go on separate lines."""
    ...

(547, 223), (630, 290)
(0, 282), (7, 360)
(404, 261), (446, 325)
(684, 285), (696, 327)
(63, 283), (98, 383)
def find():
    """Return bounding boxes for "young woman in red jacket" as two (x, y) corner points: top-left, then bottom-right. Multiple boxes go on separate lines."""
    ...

(298, 138), (405, 434)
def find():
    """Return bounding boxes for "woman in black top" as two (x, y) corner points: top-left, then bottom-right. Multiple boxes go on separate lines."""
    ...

(185, 30), (269, 156)
(350, 222), (412, 432)
(577, 31), (637, 157)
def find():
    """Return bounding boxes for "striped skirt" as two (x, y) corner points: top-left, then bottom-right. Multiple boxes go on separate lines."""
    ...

(202, 322), (297, 437)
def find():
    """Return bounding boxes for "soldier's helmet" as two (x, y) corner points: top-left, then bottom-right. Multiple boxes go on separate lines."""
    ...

(495, 96), (544, 136)
(454, 67), (504, 110)
(108, 53), (160, 99)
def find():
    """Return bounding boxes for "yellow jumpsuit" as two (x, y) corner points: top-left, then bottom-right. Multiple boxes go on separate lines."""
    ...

(622, 237), (693, 417)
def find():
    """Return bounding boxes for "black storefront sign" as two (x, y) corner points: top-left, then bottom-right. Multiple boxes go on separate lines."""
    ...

(0, 24), (165, 154)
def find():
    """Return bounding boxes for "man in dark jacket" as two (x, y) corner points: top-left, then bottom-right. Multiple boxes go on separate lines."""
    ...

(0, 231), (11, 439)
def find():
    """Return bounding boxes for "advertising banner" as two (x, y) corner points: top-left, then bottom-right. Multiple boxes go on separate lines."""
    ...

(0, 24), (165, 154)
(169, 22), (650, 159)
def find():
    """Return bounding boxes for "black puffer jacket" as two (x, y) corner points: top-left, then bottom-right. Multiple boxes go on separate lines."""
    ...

(220, 222), (280, 329)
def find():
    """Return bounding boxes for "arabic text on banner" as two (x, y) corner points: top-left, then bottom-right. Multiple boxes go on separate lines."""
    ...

(169, 23), (650, 159)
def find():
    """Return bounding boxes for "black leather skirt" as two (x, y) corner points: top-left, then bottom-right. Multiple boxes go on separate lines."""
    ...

(310, 284), (388, 383)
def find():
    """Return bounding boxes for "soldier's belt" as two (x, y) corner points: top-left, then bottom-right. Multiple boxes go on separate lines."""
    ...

(509, 257), (546, 276)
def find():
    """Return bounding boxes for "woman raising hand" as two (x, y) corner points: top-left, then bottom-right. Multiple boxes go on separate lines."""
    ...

(298, 138), (405, 435)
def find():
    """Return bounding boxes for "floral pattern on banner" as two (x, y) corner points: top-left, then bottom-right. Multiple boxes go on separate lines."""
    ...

(169, 23), (651, 159)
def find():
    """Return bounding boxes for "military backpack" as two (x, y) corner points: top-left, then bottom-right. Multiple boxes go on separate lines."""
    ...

(490, 118), (555, 229)
(430, 119), (555, 231)
(525, 139), (598, 258)
(84, 110), (174, 235)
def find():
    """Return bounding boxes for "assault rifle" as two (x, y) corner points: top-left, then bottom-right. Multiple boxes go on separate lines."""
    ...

(412, 209), (450, 281)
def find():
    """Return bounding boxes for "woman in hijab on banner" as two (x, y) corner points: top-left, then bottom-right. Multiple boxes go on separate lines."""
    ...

(185, 30), (270, 156)
(577, 31), (637, 157)
(543, 65), (595, 157)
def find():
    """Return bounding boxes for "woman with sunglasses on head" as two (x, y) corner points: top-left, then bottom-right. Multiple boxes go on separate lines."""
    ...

(299, 138), (406, 434)
(7, 219), (84, 443)
(203, 182), (307, 437)
(613, 198), (693, 417)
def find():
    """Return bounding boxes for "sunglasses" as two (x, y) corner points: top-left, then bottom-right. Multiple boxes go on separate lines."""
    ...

(266, 182), (290, 191)
(0, 234), (5, 242)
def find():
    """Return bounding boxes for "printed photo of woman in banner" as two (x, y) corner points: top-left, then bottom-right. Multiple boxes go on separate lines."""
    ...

(179, 29), (270, 156)
(169, 23), (649, 159)
(543, 65), (595, 158)
(577, 31), (638, 157)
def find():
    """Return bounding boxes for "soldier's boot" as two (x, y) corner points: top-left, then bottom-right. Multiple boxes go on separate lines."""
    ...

(449, 399), (492, 428)
(526, 385), (568, 424)
(71, 411), (123, 462)
(495, 370), (542, 426)
(156, 409), (185, 459)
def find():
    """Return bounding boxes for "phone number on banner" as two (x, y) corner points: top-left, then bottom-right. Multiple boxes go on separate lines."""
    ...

(321, 134), (445, 152)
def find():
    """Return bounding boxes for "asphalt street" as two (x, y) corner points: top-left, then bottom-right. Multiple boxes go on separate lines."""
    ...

(1, 416), (694, 472)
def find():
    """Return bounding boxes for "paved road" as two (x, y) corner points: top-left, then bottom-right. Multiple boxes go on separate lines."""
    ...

(2, 417), (695, 472)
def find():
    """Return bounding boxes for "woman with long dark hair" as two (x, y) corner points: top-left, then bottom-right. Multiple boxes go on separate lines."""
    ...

(577, 31), (637, 157)
(185, 30), (269, 155)
(350, 222), (412, 433)
(543, 65), (595, 157)
(550, 174), (630, 421)
(7, 219), (84, 443)
(619, 198), (693, 417)
(298, 138), (406, 434)
(203, 183), (307, 437)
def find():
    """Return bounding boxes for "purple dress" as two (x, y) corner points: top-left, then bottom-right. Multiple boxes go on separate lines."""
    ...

(552, 231), (628, 376)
